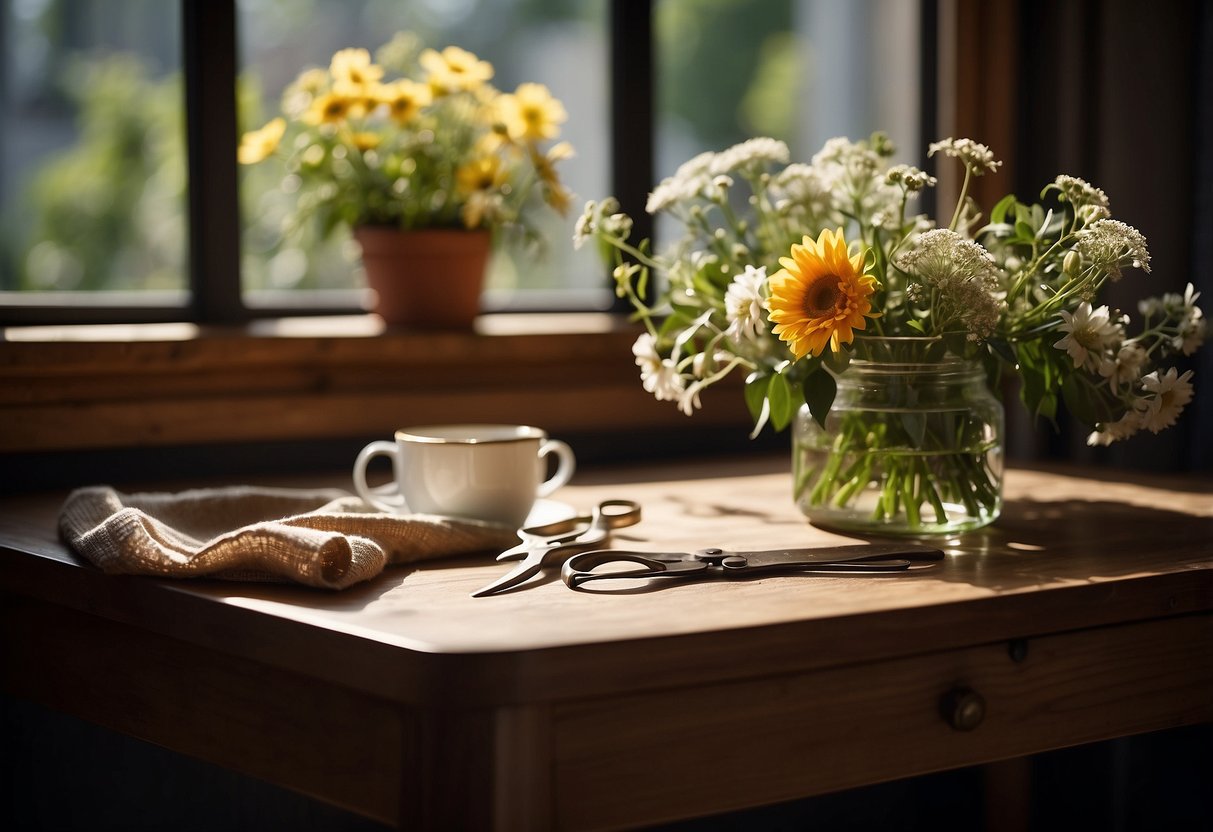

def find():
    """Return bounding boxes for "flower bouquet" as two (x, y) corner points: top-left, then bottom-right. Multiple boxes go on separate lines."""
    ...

(238, 32), (574, 325)
(576, 134), (1205, 534)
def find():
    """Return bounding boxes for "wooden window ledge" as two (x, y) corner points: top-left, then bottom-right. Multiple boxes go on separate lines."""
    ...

(0, 314), (752, 454)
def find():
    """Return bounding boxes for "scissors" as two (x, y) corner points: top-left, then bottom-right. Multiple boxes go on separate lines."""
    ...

(561, 542), (943, 590)
(471, 499), (642, 597)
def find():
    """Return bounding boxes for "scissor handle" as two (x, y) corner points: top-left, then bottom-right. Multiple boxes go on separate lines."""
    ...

(516, 499), (641, 539)
(587, 499), (643, 530)
(561, 548), (701, 590)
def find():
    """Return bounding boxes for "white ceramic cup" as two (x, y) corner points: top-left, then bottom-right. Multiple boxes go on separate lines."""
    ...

(352, 424), (576, 527)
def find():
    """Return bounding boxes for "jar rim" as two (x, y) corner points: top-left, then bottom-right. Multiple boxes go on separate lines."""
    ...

(843, 334), (973, 368)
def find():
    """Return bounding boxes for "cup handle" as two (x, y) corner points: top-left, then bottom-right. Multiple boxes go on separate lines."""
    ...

(353, 441), (407, 512)
(536, 439), (576, 498)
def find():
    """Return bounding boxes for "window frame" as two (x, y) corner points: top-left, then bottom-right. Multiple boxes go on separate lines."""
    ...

(0, 0), (654, 326)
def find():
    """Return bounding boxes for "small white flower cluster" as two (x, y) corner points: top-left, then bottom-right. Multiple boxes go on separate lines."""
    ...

(711, 137), (790, 175)
(1051, 174), (1109, 210)
(886, 164), (937, 192)
(573, 198), (631, 249)
(770, 163), (836, 225)
(1138, 282), (1205, 355)
(896, 228), (1002, 339)
(1076, 219), (1151, 280)
(927, 137), (1002, 175)
(809, 135), (906, 229)
(645, 139), (790, 214)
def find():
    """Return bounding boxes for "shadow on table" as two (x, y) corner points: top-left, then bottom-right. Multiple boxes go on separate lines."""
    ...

(905, 497), (1213, 592)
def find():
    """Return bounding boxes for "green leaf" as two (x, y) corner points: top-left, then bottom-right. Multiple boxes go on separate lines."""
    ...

(925, 337), (949, 363)
(991, 193), (1017, 225)
(767, 371), (796, 432)
(1036, 208), (1053, 239)
(905, 318), (926, 333)
(802, 369), (837, 430)
(1060, 373), (1098, 426)
(1037, 392), (1058, 422)
(1014, 220), (1036, 242)
(744, 372), (771, 424)
(987, 338), (1016, 365)
(1015, 343), (1058, 427)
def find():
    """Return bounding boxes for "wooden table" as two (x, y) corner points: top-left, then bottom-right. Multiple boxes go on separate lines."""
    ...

(1, 456), (1211, 830)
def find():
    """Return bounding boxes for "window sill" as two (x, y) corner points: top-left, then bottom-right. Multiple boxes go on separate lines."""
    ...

(0, 313), (751, 454)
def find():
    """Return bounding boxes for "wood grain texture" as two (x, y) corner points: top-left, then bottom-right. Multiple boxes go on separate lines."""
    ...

(0, 314), (751, 452)
(1, 459), (1210, 709)
(0, 594), (406, 826)
(1, 457), (1210, 829)
(552, 613), (1213, 831)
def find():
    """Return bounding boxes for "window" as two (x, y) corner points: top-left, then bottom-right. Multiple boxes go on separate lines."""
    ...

(0, 0), (928, 325)
(0, 0), (188, 318)
(236, 0), (611, 313)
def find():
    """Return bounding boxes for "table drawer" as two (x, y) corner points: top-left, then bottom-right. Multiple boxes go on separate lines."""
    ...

(552, 613), (1213, 831)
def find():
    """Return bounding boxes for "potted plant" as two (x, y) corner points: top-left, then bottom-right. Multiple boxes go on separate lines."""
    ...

(238, 32), (574, 328)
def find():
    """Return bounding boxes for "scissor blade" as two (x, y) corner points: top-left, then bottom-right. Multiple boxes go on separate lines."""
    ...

(471, 557), (545, 597)
(731, 543), (942, 569)
(496, 540), (536, 561)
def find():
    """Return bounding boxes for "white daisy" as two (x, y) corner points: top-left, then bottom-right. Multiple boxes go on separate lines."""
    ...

(632, 332), (684, 402)
(678, 380), (705, 416)
(1137, 368), (1195, 433)
(1098, 342), (1148, 391)
(1053, 302), (1119, 371)
(724, 265), (767, 342)
(1171, 283), (1205, 356)
(1086, 410), (1142, 446)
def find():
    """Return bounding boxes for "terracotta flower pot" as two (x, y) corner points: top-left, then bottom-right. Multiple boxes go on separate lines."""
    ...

(354, 226), (491, 329)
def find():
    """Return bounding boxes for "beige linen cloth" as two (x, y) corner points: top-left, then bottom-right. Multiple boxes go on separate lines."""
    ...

(59, 485), (518, 590)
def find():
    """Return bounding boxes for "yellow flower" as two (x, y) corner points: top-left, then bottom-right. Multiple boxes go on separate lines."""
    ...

(329, 48), (384, 87)
(456, 155), (507, 228)
(333, 80), (381, 118)
(281, 67), (331, 116)
(455, 155), (505, 195)
(498, 83), (567, 142)
(378, 78), (432, 123)
(348, 131), (381, 152)
(419, 45), (494, 94)
(767, 228), (880, 357)
(237, 117), (285, 164)
(529, 141), (575, 214)
(292, 67), (330, 95)
(303, 91), (354, 125)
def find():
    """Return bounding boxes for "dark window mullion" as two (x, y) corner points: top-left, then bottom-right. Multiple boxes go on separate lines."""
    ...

(610, 0), (655, 310)
(183, 0), (243, 323)
(918, 0), (938, 221)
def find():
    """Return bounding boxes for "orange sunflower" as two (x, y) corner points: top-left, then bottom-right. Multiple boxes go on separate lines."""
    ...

(766, 228), (880, 358)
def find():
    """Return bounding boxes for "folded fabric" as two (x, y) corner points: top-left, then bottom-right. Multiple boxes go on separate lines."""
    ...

(59, 485), (518, 590)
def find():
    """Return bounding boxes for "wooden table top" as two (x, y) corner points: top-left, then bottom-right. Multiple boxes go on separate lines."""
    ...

(2, 455), (1210, 708)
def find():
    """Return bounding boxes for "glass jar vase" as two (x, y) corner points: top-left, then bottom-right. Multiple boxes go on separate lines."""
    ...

(793, 337), (1005, 535)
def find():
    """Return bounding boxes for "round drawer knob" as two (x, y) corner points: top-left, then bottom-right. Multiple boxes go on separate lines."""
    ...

(940, 687), (986, 731)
